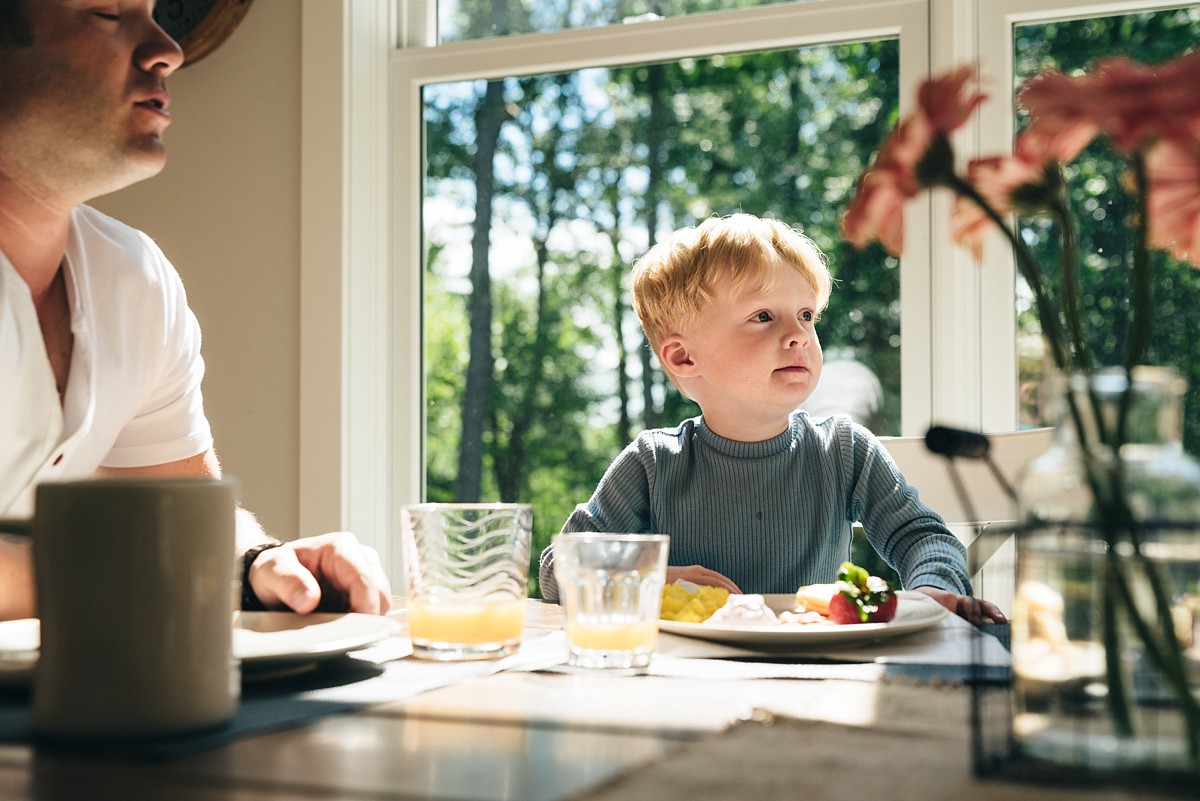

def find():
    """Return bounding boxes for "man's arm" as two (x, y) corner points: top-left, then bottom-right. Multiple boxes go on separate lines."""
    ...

(97, 449), (267, 549)
(97, 450), (391, 615)
(0, 536), (34, 621)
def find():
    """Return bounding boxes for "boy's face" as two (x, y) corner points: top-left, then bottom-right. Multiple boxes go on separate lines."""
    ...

(662, 261), (823, 441)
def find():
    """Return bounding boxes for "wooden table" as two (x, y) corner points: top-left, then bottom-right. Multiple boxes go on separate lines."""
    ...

(0, 603), (1184, 800)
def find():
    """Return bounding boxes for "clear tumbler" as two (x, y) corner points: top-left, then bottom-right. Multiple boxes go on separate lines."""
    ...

(553, 533), (670, 669)
(401, 503), (532, 661)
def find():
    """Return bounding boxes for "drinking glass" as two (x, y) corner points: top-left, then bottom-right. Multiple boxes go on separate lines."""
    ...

(401, 503), (531, 661)
(553, 533), (670, 669)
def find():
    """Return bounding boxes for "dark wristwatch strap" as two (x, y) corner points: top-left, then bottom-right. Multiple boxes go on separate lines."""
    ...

(240, 540), (283, 611)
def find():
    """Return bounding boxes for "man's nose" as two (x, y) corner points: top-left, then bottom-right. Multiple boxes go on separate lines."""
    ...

(137, 19), (186, 76)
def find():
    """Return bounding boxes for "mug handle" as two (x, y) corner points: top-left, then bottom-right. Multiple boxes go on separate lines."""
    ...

(0, 519), (32, 538)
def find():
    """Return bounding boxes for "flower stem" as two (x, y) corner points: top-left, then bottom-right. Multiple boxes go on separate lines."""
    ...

(1126, 153), (1153, 371)
(1100, 560), (1134, 737)
(949, 176), (1070, 370)
(1064, 394), (1200, 763)
(1102, 515), (1200, 761)
(1095, 154), (1200, 761)
(1053, 199), (1093, 371)
(940, 145), (1198, 765)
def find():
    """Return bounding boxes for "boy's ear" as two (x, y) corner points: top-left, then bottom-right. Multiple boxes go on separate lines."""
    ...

(659, 336), (697, 377)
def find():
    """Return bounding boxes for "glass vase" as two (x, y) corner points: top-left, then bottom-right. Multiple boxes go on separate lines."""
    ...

(1012, 366), (1200, 782)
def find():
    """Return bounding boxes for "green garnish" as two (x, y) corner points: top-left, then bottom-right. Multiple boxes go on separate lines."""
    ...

(835, 561), (896, 623)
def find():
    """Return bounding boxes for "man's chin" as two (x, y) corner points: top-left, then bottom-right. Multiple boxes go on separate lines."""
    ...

(82, 165), (164, 206)
(103, 144), (168, 191)
(132, 137), (168, 169)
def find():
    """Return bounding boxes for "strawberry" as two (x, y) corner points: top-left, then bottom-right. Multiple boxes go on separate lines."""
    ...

(828, 590), (898, 624)
(827, 561), (898, 624)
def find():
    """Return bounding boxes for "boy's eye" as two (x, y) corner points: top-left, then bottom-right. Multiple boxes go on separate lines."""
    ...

(800, 310), (814, 322)
(752, 311), (773, 323)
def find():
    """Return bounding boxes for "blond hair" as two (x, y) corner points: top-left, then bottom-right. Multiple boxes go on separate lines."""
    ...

(632, 214), (832, 354)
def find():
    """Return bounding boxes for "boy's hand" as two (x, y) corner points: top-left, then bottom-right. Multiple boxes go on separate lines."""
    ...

(912, 586), (1006, 625)
(666, 565), (742, 594)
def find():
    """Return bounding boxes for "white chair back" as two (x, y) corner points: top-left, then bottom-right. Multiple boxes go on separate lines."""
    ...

(877, 427), (1054, 612)
(878, 427), (1053, 525)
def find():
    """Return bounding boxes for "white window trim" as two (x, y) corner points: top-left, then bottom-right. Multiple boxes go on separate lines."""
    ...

(928, 0), (986, 432)
(298, 0), (397, 564)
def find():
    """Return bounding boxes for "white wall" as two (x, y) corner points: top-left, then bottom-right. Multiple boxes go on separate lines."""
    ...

(94, 3), (304, 539)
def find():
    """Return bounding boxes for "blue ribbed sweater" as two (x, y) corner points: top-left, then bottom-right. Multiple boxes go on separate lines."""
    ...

(538, 412), (971, 602)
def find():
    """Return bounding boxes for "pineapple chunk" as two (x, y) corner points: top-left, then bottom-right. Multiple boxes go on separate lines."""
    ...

(660, 582), (731, 623)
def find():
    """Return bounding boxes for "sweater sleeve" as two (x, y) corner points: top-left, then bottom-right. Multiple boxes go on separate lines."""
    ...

(845, 424), (973, 595)
(537, 440), (654, 602)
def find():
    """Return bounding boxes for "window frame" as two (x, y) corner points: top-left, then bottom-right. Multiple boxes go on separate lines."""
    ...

(299, 0), (1186, 575)
(392, 0), (935, 481)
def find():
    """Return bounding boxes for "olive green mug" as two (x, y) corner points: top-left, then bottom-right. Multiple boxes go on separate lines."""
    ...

(0, 478), (240, 740)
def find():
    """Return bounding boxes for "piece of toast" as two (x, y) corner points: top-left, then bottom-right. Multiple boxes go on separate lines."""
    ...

(794, 582), (838, 616)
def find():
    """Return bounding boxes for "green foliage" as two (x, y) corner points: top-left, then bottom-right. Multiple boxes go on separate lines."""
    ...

(1014, 9), (1200, 453)
(850, 526), (901, 586)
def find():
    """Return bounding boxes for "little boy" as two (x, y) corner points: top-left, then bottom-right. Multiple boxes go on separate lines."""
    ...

(539, 214), (1004, 624)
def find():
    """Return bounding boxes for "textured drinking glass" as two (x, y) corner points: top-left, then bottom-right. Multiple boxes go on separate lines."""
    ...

(553, 533), (670, 669)
(401, 503), (532, 661)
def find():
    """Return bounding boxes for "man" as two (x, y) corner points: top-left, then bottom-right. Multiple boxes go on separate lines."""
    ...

(0, 0), (391, 620)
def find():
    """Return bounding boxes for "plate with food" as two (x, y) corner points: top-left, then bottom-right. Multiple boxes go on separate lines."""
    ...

(657, 563), (948, 648)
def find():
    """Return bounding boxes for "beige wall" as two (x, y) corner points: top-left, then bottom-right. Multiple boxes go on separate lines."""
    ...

(94, 3), (303, 539)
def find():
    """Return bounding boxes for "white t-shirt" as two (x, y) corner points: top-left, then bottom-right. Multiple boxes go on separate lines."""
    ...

(0, 205), (213, 517)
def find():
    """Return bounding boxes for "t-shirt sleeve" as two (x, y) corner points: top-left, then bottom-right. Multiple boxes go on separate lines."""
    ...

(847, 423), (972, 595)
(100, 245), (213, 468)
(538, 441), (654, 602)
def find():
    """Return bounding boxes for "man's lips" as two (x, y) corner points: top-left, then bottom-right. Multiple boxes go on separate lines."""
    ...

(133, 89), (171, 114)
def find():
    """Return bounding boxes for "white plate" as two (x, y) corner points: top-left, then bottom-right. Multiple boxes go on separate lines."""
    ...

(0, 619), (38, 686)
(233, 612), (399, 663)
(0, 612), (399, 685)
(658, 591), (948, 648)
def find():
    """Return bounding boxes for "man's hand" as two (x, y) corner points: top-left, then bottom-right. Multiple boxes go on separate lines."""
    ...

(913, 586), (1006, 625)
(665, 565), (742, 594)
(248, 532), (392, 615)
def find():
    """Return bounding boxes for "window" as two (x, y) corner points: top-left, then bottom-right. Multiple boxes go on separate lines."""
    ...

(370, 0), (1192, 584)
(1007, 4), (1200, 452)
(399, 1), (928, 584)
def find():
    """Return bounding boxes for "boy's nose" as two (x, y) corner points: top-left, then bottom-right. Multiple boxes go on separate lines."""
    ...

(784, 323), (809, 347)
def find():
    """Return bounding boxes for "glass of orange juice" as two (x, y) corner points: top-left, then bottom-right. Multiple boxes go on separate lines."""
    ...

(401, 503), (532, 661)
(553, 533), (670, 669)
